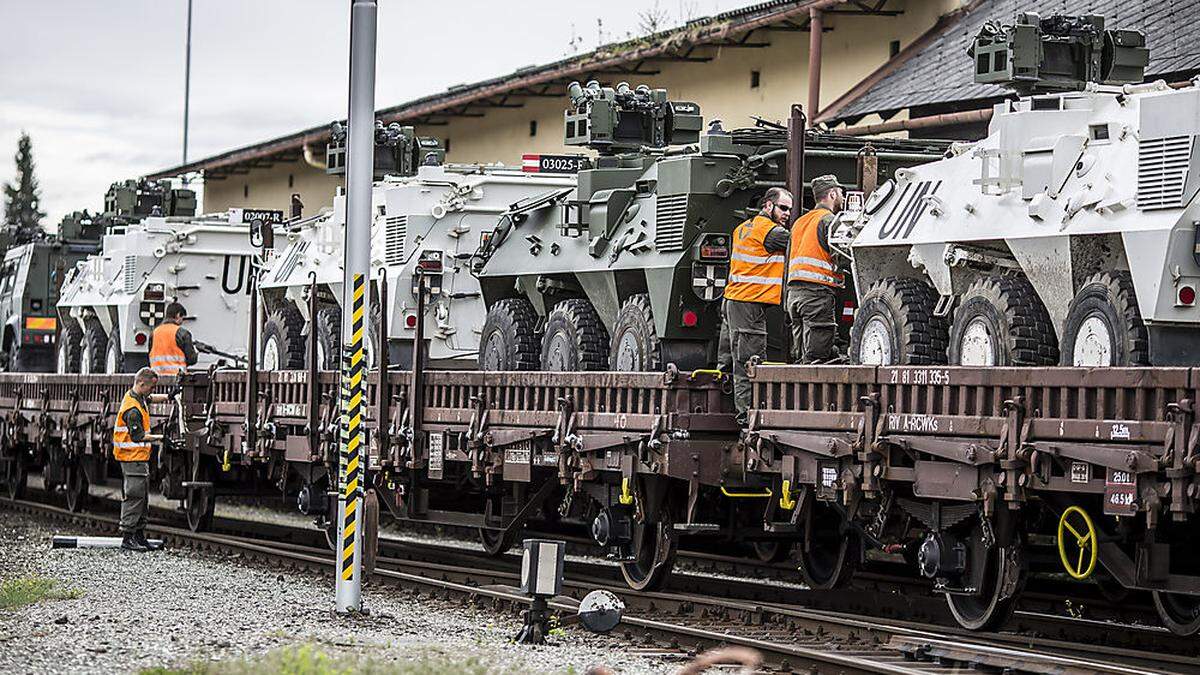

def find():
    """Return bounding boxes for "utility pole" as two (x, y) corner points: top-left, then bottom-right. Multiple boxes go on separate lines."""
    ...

(335, 0), (376, 614)
(182, 0), (193, 183)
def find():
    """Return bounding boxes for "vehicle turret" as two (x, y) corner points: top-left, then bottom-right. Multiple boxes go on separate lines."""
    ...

(564, 80), (702, 155)
(325, 121), (445, 179)
(103, 178), (196, 222)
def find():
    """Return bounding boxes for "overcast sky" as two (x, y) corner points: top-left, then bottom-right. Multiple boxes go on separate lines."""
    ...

(0, 0), (746, 225)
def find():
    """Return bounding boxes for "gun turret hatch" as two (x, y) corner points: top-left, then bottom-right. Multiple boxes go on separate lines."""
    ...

(563, 80), (702, 155)
(104, 179), (196, 222)
(325, 121), (445, 178)
(970, 13), (1148, 95)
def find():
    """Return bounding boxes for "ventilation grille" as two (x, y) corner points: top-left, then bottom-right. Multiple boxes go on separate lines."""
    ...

(654, 194), (688, 252)
(123, 256), (137, 294)
(1137, 135), (1193, 210)
(385, 215), (408, 266)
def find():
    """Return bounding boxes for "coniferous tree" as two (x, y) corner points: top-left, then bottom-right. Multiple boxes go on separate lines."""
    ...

(3, 133), (46, 245)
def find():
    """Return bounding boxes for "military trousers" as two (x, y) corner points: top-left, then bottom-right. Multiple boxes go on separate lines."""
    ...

(787, 283), (838, 363)
(119, 461), (149, 533)
(720, 299), (769, 418)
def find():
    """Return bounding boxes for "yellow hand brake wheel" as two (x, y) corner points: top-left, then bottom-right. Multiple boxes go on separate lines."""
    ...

(1057, 505), (1098, 580)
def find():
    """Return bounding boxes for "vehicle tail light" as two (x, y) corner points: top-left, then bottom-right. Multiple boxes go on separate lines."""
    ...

(697, 234), (730, 261)
(404, 313), (418, 329)
(1179, 285), (1196, 307)
(681, 310), (699, 328)
(841, 300), (855, 323)
(24, 316), (56, 331)
(143, 283), (166, 301)
(134, 332), (148, 346)
(416, 251), (443, 274)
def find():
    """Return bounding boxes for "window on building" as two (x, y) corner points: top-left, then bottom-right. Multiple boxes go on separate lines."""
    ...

(530, 120), (538, 137)
(243, 184), (249, 199)
(444, 138), (451, 153)
(890, 40), (900, 57)
(288, 173), (294, 188)
(750, 70), (761, 88)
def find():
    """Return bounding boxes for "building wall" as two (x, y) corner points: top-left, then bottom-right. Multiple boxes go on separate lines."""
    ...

(201, 0), (960, 215)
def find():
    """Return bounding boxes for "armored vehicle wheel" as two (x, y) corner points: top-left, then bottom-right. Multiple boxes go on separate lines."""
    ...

(1059, 272), (1149, 366)
(64, 461), (88, 512)
(261, 305), (306, 371)
(57, 322), (82, 374)
(3, 450), (26, 499)
(1153, 591), (1200, 636)
(610, 294), (662, 371)
(314, 307), (341, 370)
(479, 527), (514, 556)
(946, 523), (1024, 631)
(850, 277), (947, 365)
(105, 326), (128, 373)
(797, 503), (857, 590)
(479, 298), (540, 370)
(79, 320), (107, 375)
(541, 299), (609, 371)
(948, 276), (1057, 366)
(620, 519), (677, 591)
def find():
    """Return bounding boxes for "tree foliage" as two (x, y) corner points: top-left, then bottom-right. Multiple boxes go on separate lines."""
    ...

(3, 132), (46, 245)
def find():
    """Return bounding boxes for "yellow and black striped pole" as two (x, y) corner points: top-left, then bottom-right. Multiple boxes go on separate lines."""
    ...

(335, 0), (376, 614)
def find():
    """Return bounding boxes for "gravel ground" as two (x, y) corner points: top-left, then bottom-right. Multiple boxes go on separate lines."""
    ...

(0, 510), (684, 674)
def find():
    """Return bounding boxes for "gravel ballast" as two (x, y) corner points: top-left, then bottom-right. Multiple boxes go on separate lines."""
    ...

(0, 509), (679, 674)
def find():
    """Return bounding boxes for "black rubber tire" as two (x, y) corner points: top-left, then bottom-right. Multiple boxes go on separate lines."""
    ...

(609, 294), (662, 371)
(478, 298), (541, 371)
(1153, 591), (1200, 636)
(541, 299), (609, 371)
(79, 319), (107, 375)
(849, 277), (948, 365)
(260, 305), (306, 371)
(105, 326), (127, 373)
(314, 306), (341, 371)
(56, 321), (82, 374)
(1059, 271), (1149, 366)
(948, 276), (1058, 366)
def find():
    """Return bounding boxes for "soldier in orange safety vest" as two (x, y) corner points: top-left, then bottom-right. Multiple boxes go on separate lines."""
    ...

(149, 302), (198, 376)
(787, 174), (845, 363)
(719, 187), (793, 424)
(113, 367), (170, 551)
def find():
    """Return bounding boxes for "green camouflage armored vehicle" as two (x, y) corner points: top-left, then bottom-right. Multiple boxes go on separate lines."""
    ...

(472, 81), (948, 371)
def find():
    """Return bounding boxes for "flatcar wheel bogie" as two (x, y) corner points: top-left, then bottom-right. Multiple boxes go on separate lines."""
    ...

(324, 521), (338, 551)
(752, 541), (792, 564)
(184, 481), (216, 532)
(619, 519), (677, 592)
(1153, 591), (1200, 636)
(64, 462), (88, 512)
(797, 505), (857, 590)
(946, 528), (1024, 631)
(479, 527), (514, 556)
(3, 451), (26, 499)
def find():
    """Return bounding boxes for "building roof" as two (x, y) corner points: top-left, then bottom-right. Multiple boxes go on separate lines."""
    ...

(821, 0), (1200, 126)
(149, 0), (853, 180)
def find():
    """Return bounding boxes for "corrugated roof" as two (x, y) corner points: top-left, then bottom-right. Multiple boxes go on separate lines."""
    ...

(148, 0), (838, 180)
(824, 0), (1200, 124)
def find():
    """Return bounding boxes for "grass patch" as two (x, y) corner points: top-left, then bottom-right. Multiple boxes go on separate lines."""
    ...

(141, 644), (497, 675)
(0, 575), (84, 610)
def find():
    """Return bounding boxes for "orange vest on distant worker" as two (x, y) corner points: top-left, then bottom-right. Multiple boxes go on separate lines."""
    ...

(724, 215), (786, 305)
(112, 391), (152, 463)
(149, 322), (186, 376)
(787, 208), (844, 288)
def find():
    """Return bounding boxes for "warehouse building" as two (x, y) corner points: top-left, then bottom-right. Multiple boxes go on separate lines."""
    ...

(148, 0), (967, 213)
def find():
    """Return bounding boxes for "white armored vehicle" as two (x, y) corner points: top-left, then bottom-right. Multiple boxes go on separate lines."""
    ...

(257, 122), (577, 369)
(843, 14), (1200, 367)
(57, 180), (284, 373)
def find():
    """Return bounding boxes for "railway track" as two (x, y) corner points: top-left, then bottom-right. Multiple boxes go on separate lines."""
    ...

(6, 494), (1195, 674)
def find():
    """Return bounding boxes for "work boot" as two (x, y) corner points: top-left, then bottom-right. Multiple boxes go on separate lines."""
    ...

(121, 532), (148, 552)
(134, 530), (161, 551)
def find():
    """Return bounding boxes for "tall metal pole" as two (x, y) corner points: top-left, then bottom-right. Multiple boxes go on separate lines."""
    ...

(182, 0), (193, 182)
(335, 0), (376, 614)
(806, 7), (823, 128)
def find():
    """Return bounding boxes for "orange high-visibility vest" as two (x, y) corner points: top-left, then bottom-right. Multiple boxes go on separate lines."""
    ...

(787, 208), (844, 288)
(149, 322), (187, 376)
(724, 215), (785, 305)
(112, 391), (152, 462)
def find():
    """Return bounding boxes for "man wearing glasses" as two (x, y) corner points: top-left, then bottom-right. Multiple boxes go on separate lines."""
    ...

(787, 174), (846, 363)
(720, 187), (793, 424)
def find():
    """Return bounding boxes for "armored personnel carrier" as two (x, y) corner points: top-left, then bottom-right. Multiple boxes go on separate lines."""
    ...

(841, 14), (1198, 367)
(56, 179), (280, 373)
(473, 82), (948, 371)
(0, 211), (105, 371)
(256, 121), (578, 370)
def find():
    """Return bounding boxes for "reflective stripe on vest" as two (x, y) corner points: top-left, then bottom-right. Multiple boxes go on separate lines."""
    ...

(150, 323), (187, 375)
(787, 208), (844, 288)
(112, 391), (152, 462)
(724, 215), (785, 305)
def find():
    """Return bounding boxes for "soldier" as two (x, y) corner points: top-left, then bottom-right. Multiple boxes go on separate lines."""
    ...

(148, 302), (198, 376)
(787, 175), (845, 363)
(720, 187), (792, 423)
(113, 367), (169, 551)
